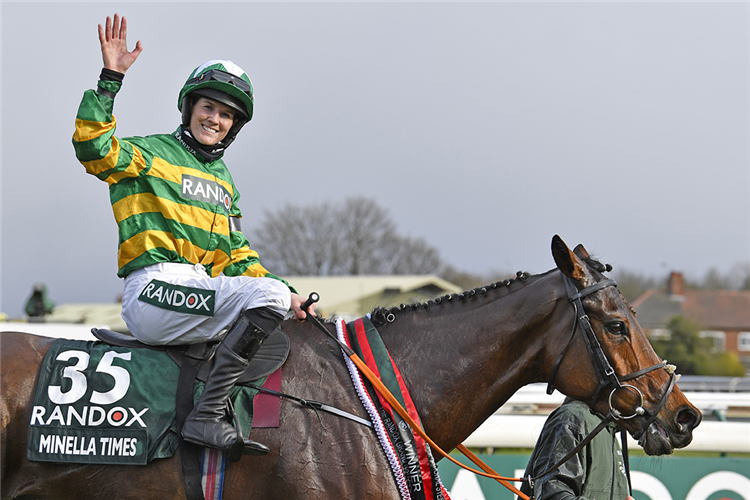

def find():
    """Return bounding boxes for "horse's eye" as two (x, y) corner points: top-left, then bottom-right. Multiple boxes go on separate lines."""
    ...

(606, 321), (627, 335)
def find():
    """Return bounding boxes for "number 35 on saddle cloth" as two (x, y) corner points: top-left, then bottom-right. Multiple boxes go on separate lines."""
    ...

(27, 329), (289, 465)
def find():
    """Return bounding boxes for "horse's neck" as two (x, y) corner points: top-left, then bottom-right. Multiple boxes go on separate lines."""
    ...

(381, 271), (566, 450)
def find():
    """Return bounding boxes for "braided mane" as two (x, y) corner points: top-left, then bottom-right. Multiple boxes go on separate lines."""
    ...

(370, 256), (614, 327)
(370, 271), (532, 327)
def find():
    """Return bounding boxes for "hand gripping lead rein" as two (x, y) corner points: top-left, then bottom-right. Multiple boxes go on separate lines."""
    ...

(301, 292), (320, 315)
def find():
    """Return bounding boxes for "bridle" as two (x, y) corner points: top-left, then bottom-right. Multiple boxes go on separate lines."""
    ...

(533, 273), (678, 496)
(546, 273), (677, 437)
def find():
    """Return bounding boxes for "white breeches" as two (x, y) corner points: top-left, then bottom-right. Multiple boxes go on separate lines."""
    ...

(121, 263), (291, 346)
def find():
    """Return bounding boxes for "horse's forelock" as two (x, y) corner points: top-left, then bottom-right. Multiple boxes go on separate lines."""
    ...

(582, 256), (613, 274)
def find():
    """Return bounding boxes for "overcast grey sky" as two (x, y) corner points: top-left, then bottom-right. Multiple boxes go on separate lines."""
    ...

(2, 1), (749, 318)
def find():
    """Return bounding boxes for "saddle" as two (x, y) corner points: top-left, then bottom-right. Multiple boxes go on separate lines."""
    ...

(91, 326), (290, 500)
(91, 327), (290, 384)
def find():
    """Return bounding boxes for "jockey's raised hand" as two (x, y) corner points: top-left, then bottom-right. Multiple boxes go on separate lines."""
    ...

(98, 13), (142, 74)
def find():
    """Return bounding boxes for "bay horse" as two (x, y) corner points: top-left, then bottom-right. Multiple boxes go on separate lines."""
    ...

(1, 236), (701, 499)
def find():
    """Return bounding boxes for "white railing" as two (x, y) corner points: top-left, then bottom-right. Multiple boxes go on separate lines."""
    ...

(465, 415), (749, 453)
(497, 383), (750, 415)
(469, 384), (750, 453)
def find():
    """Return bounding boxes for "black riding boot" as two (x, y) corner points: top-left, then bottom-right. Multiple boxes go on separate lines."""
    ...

(181, 308), (284, 454)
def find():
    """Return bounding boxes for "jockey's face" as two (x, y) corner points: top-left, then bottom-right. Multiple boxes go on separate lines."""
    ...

(189, 97), (237, 146)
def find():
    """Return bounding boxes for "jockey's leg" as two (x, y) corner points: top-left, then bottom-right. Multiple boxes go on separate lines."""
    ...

(181, 307), (283, 453)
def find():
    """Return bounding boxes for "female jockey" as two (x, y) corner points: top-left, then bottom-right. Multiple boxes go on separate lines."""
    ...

(73, 14), (315, 455)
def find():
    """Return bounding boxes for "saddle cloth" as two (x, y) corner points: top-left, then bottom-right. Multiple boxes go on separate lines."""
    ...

(27, 333), (287, 465)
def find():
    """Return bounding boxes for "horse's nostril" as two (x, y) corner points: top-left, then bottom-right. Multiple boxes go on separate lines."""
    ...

(676, 407), (700, 430)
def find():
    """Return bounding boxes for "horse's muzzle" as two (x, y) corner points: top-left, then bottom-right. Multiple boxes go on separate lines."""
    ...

(638, 404), (701, 455)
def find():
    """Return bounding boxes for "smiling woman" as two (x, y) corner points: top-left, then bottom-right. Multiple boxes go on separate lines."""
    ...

(70, 13), (319, 455)
(188, 98), (237, 146)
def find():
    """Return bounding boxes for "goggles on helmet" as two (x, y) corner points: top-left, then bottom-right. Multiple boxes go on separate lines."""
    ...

(185, 69), (253, 99)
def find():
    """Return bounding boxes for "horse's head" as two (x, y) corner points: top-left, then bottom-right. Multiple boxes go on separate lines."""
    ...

(548, 235), (701, 455)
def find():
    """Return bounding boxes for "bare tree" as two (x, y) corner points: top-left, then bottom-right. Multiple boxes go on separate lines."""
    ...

(251, 197), (447, 276)
(332, 198), (398, 275)
(702, 264), (750, 291)
(251, 202), (338, 275)
(379, 234), (444, 275)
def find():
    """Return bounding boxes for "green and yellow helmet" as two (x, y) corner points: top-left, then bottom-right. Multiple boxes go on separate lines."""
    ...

(178, 60), (254, 145)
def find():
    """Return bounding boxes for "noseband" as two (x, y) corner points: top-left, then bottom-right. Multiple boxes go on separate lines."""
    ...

(546, 274), (676, 438)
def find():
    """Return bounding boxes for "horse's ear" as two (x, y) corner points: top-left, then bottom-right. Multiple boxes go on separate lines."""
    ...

(573, 244), (590, 259)
(551, 235), (588, 283)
